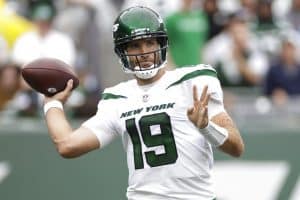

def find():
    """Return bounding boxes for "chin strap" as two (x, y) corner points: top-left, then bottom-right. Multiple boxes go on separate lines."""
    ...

(134, 64), (156, 79)
(128, 61), (166, 80)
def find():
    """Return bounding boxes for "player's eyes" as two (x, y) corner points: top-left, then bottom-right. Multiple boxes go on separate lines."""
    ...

(145, 39), (157, 47)
(127, 43), (139, 50)
(126, 39), (158, 52)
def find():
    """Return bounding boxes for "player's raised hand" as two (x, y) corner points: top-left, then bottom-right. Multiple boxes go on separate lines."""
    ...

(187, 85), (210, 129)
(44, 79), (74, 104)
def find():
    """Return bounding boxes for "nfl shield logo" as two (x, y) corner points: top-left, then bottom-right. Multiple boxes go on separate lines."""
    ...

(142, 94), (149, 102)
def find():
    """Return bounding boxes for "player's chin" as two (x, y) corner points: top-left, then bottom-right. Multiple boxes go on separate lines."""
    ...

(140, 62), (154, 69)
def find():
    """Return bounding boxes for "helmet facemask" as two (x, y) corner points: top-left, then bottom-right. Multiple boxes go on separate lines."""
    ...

(115, 36), (168, 79)
(113, 6), (168, 79)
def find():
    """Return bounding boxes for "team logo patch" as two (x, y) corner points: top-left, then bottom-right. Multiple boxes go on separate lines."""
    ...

(142, 94), (149, 102)
(113, 24), (119, 32)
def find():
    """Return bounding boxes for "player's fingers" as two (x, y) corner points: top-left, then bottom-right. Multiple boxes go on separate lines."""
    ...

(187, 107), (194, 115)
(198, 106), (205, 117)
(65, 79), (73, 92)
(196, 106), (208, 127)
(203, 105), (208, 117)
(203, 107), (209, 127)
(196, 109), (203, 126)
(203, 93), (210, 106)
(193, 85), (199, 104)
(200, 85), (208, 102)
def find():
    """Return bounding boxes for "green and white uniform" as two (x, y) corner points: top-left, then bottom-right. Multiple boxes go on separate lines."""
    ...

(83, 65), (225, 200)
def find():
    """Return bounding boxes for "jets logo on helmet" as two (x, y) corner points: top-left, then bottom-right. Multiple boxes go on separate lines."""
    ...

(112, 24), (119, 32)
(113, 6), (168, 79)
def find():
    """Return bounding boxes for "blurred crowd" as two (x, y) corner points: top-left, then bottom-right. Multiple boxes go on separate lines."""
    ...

(1, 0), (300, 119)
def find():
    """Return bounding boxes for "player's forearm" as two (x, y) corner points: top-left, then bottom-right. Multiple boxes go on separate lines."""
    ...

(219, 126), (244, 157)
(211, 112), (244, 157)
(45, 108), (73, 150)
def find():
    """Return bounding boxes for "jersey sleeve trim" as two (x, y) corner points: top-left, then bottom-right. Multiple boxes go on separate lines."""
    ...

(101, 92), (127, 100)
(166, 69), (218, 89)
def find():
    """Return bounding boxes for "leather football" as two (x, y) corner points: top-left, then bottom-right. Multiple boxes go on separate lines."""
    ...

(21, 58), (79, 96)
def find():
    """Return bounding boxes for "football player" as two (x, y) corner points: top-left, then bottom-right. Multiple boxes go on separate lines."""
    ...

(43, 6), (244, 200)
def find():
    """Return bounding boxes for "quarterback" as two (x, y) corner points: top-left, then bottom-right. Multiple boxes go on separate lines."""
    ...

(43, 6), (244, 200)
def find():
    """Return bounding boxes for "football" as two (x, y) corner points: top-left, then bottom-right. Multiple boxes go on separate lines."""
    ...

(21, 58), (79, 97)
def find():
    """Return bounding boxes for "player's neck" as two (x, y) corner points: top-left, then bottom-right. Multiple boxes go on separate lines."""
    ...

(136, 69), (166, 86)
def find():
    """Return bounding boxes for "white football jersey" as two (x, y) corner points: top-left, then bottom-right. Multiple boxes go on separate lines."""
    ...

(83, 65), (225, 200)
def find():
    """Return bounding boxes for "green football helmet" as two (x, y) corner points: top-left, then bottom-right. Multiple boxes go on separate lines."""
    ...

(113, 6), (168, 79)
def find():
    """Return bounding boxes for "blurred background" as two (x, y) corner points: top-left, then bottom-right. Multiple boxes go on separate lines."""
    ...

(0, 0), (300, 199)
